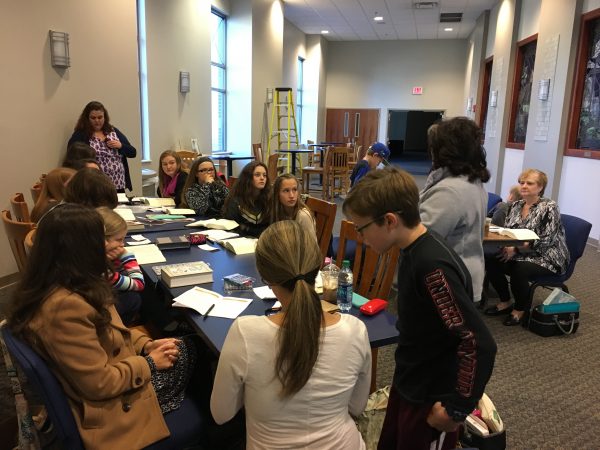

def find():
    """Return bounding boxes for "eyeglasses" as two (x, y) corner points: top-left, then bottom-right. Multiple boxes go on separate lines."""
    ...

(198, 168), (215, 174)
(354, 211), (403, 234)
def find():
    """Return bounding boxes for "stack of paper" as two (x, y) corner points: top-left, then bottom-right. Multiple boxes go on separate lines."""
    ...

(127, 244), (166, 265)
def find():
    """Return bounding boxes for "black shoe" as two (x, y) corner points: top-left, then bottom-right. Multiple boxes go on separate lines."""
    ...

(484, 305), (513, 316)
(503, 314), (522, 326)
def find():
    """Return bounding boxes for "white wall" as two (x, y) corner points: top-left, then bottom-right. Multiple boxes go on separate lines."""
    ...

(325, 40), (468, 141)
(144, 0), (212, 160)
(485, 2), (501, 58)
(517, 0), (541, 41)
(283, 20), (306, 90)
(0, 0), (141, 277)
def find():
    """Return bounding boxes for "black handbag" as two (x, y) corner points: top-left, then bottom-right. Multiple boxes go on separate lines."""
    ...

(528, 305), (579, 337)
(461, 427), (506, 450)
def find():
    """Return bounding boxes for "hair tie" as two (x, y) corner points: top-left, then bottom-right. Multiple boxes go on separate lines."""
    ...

(291, 274), (306, 283)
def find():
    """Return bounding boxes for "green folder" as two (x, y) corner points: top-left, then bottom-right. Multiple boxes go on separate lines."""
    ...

(146, 214), (187, 220)
(352, 292), (369, 308)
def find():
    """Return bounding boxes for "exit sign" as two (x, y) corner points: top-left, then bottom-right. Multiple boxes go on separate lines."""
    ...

(412, 86), (423, 95)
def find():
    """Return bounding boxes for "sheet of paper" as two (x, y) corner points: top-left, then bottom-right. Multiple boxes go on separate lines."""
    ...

(117, 193), (129, 203)
(171, 286), (252, 319)
(254, 285), (276, 299)
(130, 234), (148, 241)
(114, 207), (136, 221)
(127, 239), (152, 246)
(198, 244), (219, 252)
(128, 244), (166, 265)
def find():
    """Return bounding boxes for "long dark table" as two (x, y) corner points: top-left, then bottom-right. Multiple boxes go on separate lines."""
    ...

(136, 229), (399, 355)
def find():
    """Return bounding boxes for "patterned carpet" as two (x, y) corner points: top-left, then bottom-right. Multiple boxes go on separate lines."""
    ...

(376, 244), (600, 449)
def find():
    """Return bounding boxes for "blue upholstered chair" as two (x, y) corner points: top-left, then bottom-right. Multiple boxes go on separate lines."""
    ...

(527, 214), (592, 304)
(487, 192), (502, 214)
(1, 325), (204, 450)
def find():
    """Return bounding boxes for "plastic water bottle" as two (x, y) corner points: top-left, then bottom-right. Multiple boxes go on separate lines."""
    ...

(337, 260), (353, 313)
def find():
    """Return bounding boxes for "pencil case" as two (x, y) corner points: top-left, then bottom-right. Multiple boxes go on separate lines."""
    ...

(359, 298), (388, 316)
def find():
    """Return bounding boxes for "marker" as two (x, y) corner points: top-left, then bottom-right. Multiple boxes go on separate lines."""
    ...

(203, 303), (215, 320)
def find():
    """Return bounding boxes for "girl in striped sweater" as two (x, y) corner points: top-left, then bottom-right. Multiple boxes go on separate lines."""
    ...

(97, 207), (144, 325)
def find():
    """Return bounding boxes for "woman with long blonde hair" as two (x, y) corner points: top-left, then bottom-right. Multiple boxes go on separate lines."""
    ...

(211, 220), (371, 449)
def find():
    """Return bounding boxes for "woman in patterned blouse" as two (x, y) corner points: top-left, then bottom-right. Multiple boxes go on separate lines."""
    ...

(181, 156), (229, 217)
(484, 169), (569, 326)
(68, 101), (136, 192)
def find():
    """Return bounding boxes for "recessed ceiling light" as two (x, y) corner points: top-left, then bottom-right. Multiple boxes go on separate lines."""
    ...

(374, 16), (384, 21)
(444, 27), (453, 31)
(321, 30), (329, 34)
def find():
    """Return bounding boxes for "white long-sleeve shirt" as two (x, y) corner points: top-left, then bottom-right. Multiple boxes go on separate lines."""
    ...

(211, 314), (372, 450)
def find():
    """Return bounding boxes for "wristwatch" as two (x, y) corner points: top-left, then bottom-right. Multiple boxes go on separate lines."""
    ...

(444, 404), (469, 423)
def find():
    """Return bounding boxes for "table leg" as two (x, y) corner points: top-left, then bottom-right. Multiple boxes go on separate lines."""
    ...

(227, 160), (233, 178)
(370, 347), (378, 393)
(291, 155), (297, 175)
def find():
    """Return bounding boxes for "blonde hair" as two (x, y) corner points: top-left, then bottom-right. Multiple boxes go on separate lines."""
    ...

(271, 174), (311, 222)
(96, 206), (127, 237)
(508, 185), (522, 202)
(518, 168), (547, 196)
(255, 221), (323, 398)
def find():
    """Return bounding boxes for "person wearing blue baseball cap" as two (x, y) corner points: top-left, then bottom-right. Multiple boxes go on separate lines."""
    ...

(350, 142), (390, 187)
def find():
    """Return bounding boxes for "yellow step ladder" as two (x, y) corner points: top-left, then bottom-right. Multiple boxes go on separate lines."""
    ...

(266, 87), (299, 173)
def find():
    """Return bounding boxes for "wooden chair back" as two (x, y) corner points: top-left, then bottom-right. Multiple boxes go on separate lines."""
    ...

(176, 150), (198, 171)
(252, 143), (263, 163)
(31, 181), (43, 204)
(335, 219), (400, 299)
(323, 147), (349, 200)
(267, 153), (279, 183)
(2, 210), (35, 272)
(357, 145), (367, 161)
(305, 196), (337, 260)
(24, 228), (36, 255)
(228, 176), (238, 190)
(11, 193), (31, 223)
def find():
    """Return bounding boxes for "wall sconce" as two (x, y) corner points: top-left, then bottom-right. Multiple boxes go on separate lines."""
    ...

(466, 97), (473, 112)
(490, 90), (498, 108)
(49, 31), (70, 68)
(538, 79), (550, 101)
(179, 71), (190, 93)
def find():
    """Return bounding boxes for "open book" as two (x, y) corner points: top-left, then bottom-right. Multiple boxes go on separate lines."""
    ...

(221, 237), (257, 255)
(489, 227), (539, 240)
(166, 208), (196, 215)
(186, 219), (239, 231)
(172, 286), (252, 319)
(142, 197), (176, 207)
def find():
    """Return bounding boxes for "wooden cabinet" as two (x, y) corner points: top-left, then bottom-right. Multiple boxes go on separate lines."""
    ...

(325, 108), (380, 149)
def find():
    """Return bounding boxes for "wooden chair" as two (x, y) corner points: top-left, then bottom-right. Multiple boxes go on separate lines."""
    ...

(2, 210), (35, 272)
(31, 181), (43, 204)
(335, 219), (401, 392)
(305, 196), (337, 260)
(24, 228), (36, 255)
(267, 153), (280, 183)
(323, 147), (350, 200)
(10, 193), (31, 223)
(176, 150), (199, 171)
(252, 143), (263, 163)
(303, 147), (331, 198)
(227, 176), (238, 189)
(348, 145), (362, 172)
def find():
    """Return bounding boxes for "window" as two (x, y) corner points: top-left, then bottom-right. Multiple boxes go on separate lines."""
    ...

(137, 0), (150, 161)
(297, 57), (304, 142)
(507, 35), (537, 149)
(211, 9), (226, 152)
(567, 9), (600, 158)
(478, 57), (493, 141)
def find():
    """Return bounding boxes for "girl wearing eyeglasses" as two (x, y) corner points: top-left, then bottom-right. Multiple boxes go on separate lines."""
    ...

(181, 156), (229, 217)
(222, 161), (271, 237)
(157, 150), (188, 207)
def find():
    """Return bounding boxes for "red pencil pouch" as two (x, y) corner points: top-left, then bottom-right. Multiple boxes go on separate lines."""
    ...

(359, 298), (388, 316)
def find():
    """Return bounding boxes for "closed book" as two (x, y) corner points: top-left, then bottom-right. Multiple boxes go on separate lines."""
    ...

(143, 197), (176, 207)
(126, 221), (145, 231)
(166, 208), (196, 215)
(161, 261), (213, 288)
(154, 236), (191, 250)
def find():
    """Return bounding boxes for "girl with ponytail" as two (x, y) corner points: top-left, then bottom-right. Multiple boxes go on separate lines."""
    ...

(211, 220), (372, 449)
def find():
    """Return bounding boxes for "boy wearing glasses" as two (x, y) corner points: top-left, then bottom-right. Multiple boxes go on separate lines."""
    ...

(343, 167), (496, 450)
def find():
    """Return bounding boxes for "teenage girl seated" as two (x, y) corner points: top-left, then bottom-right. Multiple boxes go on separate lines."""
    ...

(96, 207), (144, 326)
(64, 168), (119, 209)
(181, 157), (229, 217)
(157, 150), (188, 206)
(272, 174), (316, 240)
(30, 167), (76, 222)
(211, 220), (371, 449)
(222, 161), (271, 237)
(6, 204), (198, 450)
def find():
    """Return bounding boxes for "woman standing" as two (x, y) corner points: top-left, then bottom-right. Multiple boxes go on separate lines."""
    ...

(222, 161), (271, 237)
(6, 204), (198, 449)
(157, 150), (188, 206)
(181, 157), (229, 217)
(419, 117), (490, 302)
(211, 220), (371, 449)
(272, 174), (316, 239)
(484, 169), (569, 325)
(68, 101), (136, 192)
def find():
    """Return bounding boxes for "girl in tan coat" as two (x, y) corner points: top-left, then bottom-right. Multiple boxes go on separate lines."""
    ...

(6, 204), (197, 449)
